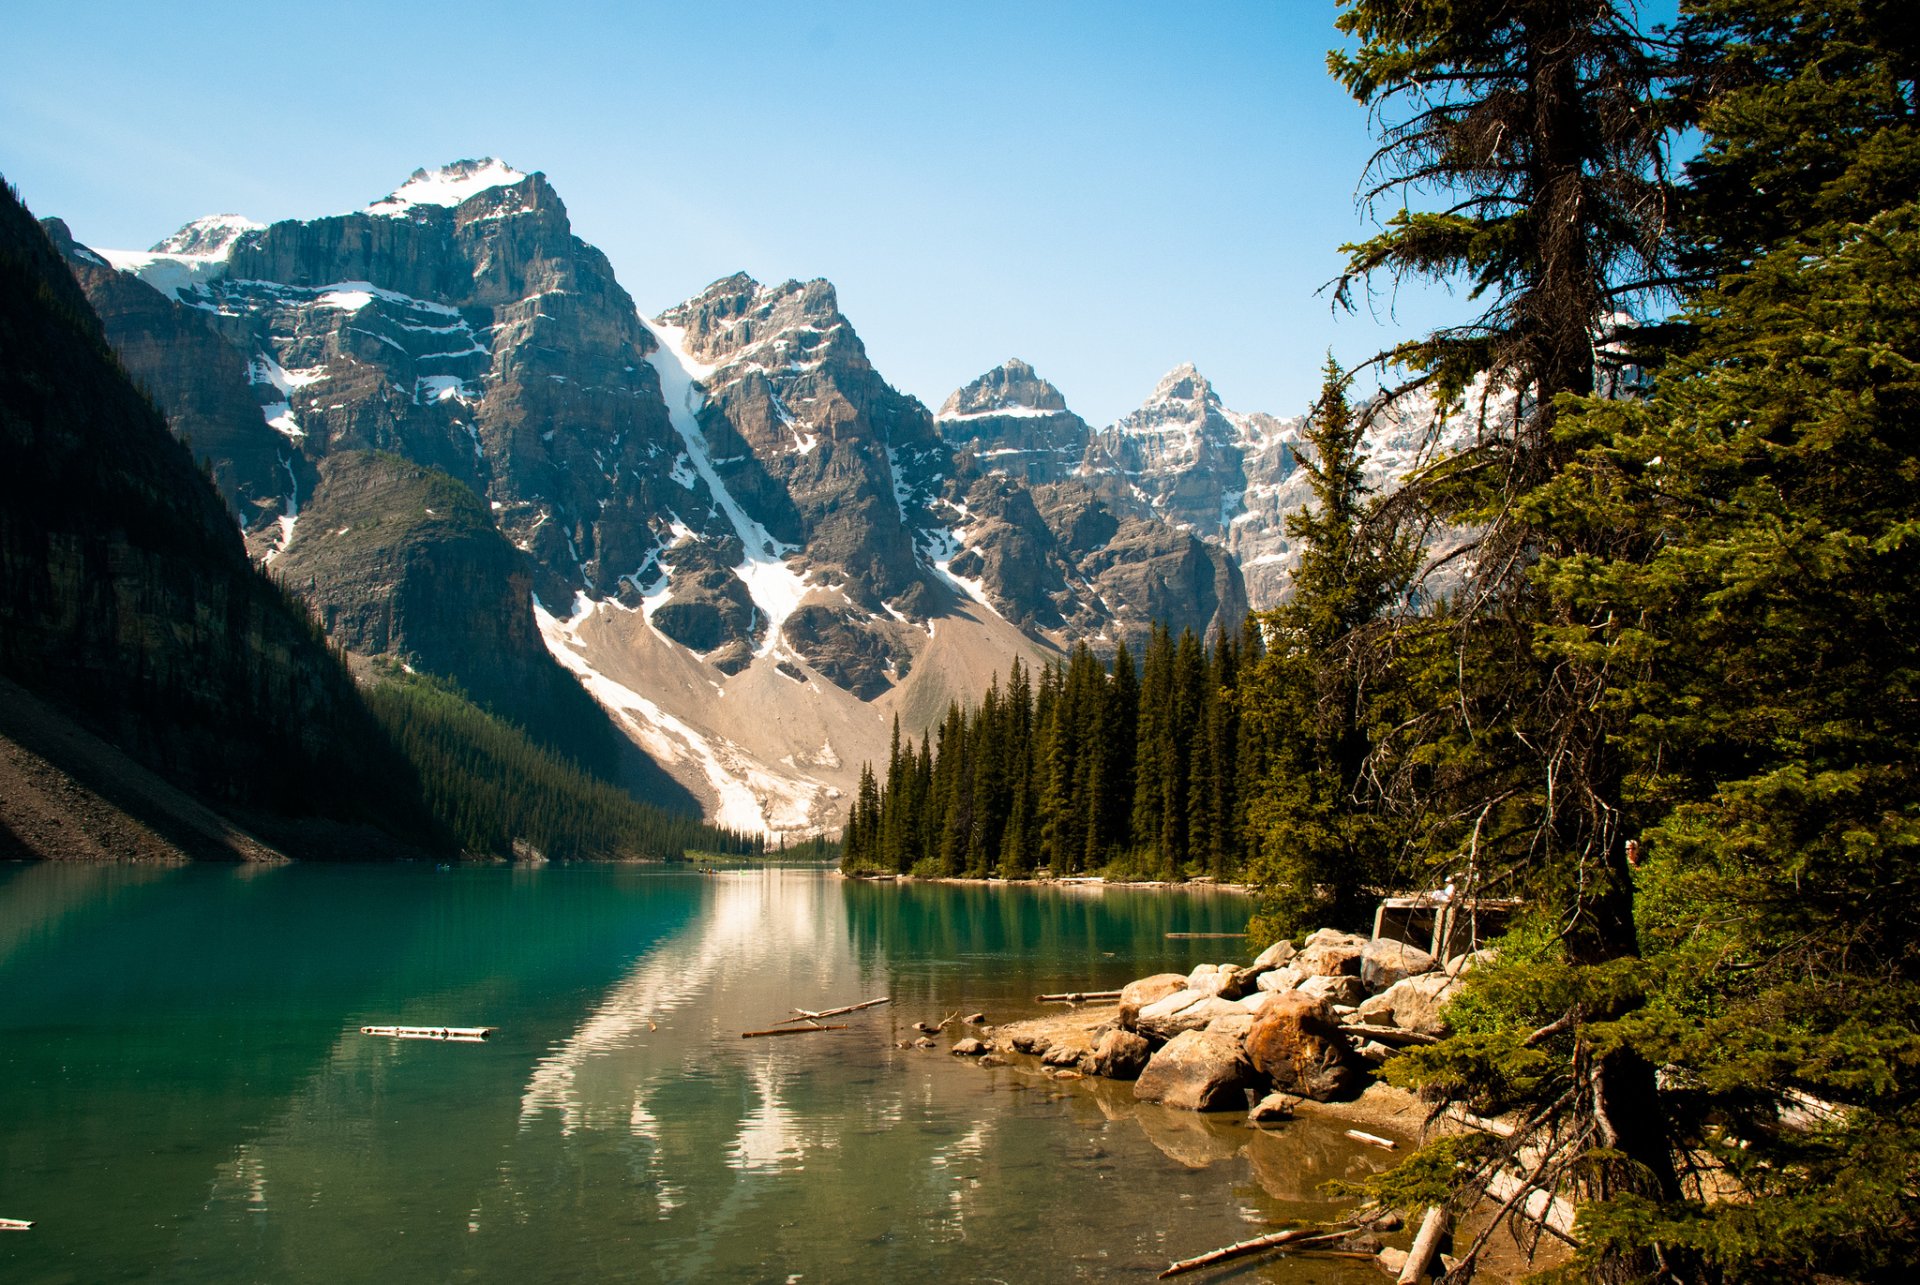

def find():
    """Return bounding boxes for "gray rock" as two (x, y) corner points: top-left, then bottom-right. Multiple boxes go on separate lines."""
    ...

(1236, 990), (1282, 1016)
(1008, 1030), (1052, 1056)
(1185, 963), (1244, 999)
(1375, 972), (1461, 1037)
(1295, 929), (1370, 978)
(1091, 1029), (1151, 1080)
(1361, 938), (1437, 992)
(1248, 1091), (1299, 1124)
(1133, 1030), (1252, 1112)
(1256, 966), (1305, 994)
(1446, 947), (1497, 978)
(950, 1038), (988, 1057)
(1298, 974), (1368, 1006)
(1120, 974), (1192, 1029)
(1203, 1012), (1256, 1043)
(1354, 991), (1398, 1025)
(1042, 1035), (1093, 1069)
(1249, 939), (1297, 973)
(1137, 995), (1246, 1044)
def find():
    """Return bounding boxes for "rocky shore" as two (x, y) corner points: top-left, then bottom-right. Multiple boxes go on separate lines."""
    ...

(923, 927), (1545, 1281)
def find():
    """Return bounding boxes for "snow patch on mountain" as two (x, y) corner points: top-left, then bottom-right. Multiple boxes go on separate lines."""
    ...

(366, 159), (527, 215)
(96, 247), (230, 306)
(151, 214), (263, 257)
(535, 598), (824, 837)
(642, 317), (811, 657)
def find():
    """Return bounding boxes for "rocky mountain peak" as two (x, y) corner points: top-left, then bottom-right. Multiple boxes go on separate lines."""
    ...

(937, 358), (1069, 420)
(366, 158), (529, 216)
(1138, 362), (1220, 417)
(151, 214), (264, 258)
(656, 274), (854, 371)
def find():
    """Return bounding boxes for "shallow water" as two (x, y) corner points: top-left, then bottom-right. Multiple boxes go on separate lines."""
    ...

(0, 863), (1389, 1283)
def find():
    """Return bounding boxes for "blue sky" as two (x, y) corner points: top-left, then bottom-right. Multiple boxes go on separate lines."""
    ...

(2, 2), (1640, 426)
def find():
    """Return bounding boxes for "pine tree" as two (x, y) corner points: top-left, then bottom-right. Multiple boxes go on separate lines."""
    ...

(1326, 0), (1689, 1263)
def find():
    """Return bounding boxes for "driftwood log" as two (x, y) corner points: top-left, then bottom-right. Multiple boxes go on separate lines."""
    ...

(774, 996), (890, 1024)
(1035, 990), (1123, 1003)
(1398, 1205), (1451, 1284)
(1158, 1226), (1356, 1278)
(740, 1024), (849, 1039)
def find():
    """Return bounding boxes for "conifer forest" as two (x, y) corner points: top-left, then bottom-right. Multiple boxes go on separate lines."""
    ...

(848, 3), (1920, 1278)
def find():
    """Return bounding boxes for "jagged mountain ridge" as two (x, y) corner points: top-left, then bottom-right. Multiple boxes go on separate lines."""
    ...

(938, 357), (1481, 609)
(56, 160), (1245, 837)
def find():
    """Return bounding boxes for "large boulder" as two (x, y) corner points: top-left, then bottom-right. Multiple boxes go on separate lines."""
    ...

(1256, 965), (1305, 994)
(1138, 994), (1246, 1043)
(1248, 940), (1297, 973)
(1374, 972), (1461, 1037)
(1361, 938), (1437, 992)
(1295, 929), (1371, 978)
(1245, 992), (1364, 1102)
(1298, 974), (1368, 1007)
(1133, 1030), (1252, 1111)
(1043, 1031), (1095, 1069)
(1120, 974), (1192, 1029)
(1186, 963), (1245, 999)
(1237, 989), (1283, 1016)
(1092, 1028), (1152, 1080)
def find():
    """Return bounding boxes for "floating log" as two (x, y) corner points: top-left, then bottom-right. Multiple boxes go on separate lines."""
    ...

(360, 1025), (494, 1041)
(1345, 1129), (1397, 1150)
(775, 996), (890, 1024)
(1035, 989), (1123, 1003)
(0, 1218), (32, 1231)
(1398, 1205), (1451, 1285)
(741, 1024), (849, 1039)
(1159, 1226), (1348, 1278)
(1164, 932), (1248, 939)
(1341, 1023), (1441, 1046)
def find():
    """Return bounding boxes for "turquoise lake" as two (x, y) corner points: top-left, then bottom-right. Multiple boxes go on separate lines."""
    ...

(0, 863), (1392, 1283)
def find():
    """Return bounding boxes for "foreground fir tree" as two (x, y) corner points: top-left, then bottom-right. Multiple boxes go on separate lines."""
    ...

(1245, 360), (1416, 937)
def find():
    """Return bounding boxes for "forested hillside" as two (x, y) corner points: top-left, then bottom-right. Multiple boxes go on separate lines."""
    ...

(364, 672), (761, 862)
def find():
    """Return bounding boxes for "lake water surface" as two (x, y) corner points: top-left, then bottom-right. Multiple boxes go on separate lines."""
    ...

(0, 863), (1390, 1283)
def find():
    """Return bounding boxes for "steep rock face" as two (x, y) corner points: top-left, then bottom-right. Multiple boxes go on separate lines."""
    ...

(0, 182), (439, 856)
(83, 161), (679, 609)
(936, 358), (1089, 483)
(272, 450), (686, 804)
(40, 217), (293, 523)
(937, 360), (1249, 648)
(1091, 364), (1268, 540)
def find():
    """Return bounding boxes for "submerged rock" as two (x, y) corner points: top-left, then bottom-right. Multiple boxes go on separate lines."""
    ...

(1248, 1091), (1299, 1124)
(951, 1037), (989, 1056)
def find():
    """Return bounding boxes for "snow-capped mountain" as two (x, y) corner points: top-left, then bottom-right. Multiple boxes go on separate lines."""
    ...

(941, 358), (1484, 611)
(50, 160), (1244, 837)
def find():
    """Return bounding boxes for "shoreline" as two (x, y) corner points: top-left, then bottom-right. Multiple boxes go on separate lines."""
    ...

(837, 870), (1254, 895)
